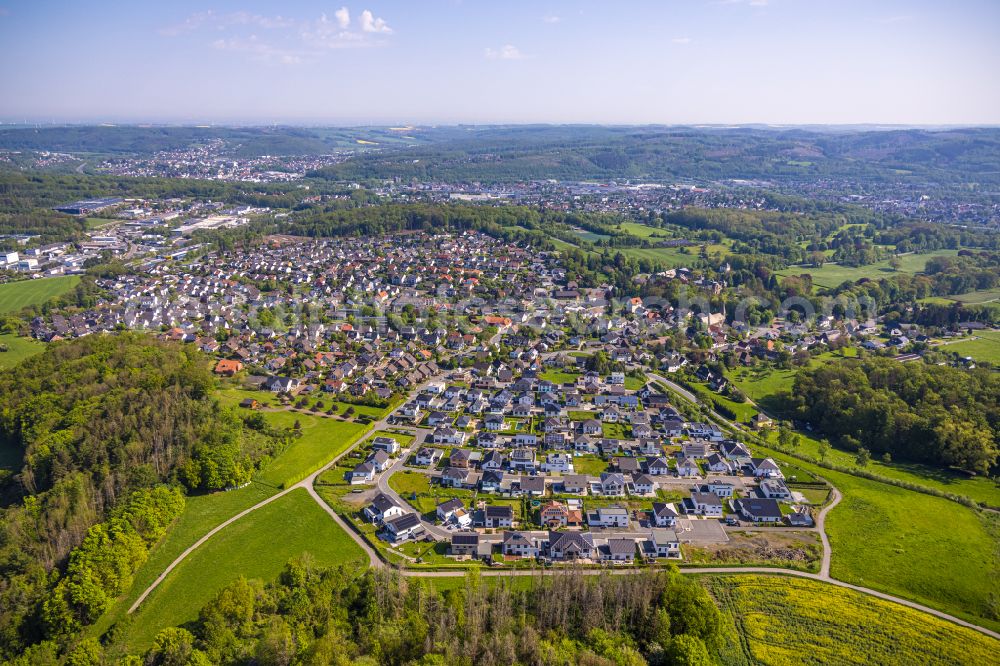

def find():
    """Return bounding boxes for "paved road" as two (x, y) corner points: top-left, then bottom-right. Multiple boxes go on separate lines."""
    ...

(128, 376), (443, 614)
(374, 427), (453, 540)
(128, 367), (1000, 643)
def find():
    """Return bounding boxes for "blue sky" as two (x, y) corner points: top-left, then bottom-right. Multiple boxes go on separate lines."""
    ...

(1, 0), (998, 125)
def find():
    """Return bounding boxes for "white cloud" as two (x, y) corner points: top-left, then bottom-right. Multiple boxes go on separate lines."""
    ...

(229, 12), (296, 29)
(162, 8), (393, 62)
(212, 36), (303, 65)
(334, 7), (350, 29)
(542, 15), (561, 24)
(359, 9), (392, 34)
(672, 37), (692, 45)
(485, 44), (526, 60)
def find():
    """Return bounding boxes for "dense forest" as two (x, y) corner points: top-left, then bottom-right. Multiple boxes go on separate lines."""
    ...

(0, 335), (289, 660)
(307, 125), (1000, 188)
(27, 563), (722, 666)
(781, 358), (999, 474)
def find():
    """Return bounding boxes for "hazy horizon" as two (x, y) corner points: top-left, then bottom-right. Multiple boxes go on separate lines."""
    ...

(2, 0), (999, 126)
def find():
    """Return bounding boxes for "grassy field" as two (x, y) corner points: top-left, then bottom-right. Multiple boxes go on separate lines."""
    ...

(706, 575), (999, 665)
(90, 482), (279, 640)
(752, 443), (1000, 631)
(776, 250), (959, 289)
(216, 388), (375, 489)
(0, 275), (80, 314)
(944, 330), (1000, 363)
(619, 244), (728, 267)
(762, 431), (1000, 507)
(85, 217), (117, 229)
(687, 381), (757, 423)
(951, 288), (1000, 304)
(617, 222), (671, 238)
(538, 369), (581, 385)
(389, 470), (433, 496)
(726, 349), (857, 403)
(255, 411), (368, 489)
(0, 333), (45, 369)
(121, 488), (366, 652)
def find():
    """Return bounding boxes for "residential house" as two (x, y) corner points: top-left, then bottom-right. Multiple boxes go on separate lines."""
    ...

(540, 501), (570, 528)
(598, 472), (626, 497)
(706, 453), (736, 474)
(651, 502), (679, 527)
(560, 474), (589, 495)
(751, 458), (784, 479)
(650, 528), (681, 558)
(371, 437), (400, 455)
(734, 498), (783, 523)
(441, 467), (472, 488)
(631, 473), (658, 496)
(646, 456), (672, 476)
(600, 538), (637, 563)
(479, 470), (505, 492)
(349, 461), (375, 485)
(759, 479), (792, 499)
(481, 451), (506, 472)
(363, 493), (405, 524)
(449, 448), (472, 469)
(509, 448), (537, 472)
(384, 513), (424, 542)
(706, 480), (734, 498)
(450, 532), (481, 557)
(588, 505), (630, 528)
(548, 531), (595, 560)
(502, 531), (541, 557)
(541, 452), (574, 473)
(483, 504), (514, 528)
(433, 427), (466, 446)
(436, 498), (465, 522)
(414, 447), (444, 466)
(676, 458), (701, 478)
(684, 492), (723, 517)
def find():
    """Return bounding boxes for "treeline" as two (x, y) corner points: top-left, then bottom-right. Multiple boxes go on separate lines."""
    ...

(781, 358), (999, 474)
(51, 563), (722, 666)
(828, 250), (1000, 319)
(43, 486), (185, 638)
(0, 335), (289, 660)
(662, 208), (844, 264)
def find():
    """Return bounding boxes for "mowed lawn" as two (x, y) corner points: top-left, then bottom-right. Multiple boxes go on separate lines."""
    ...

(254, 409), (369, 489)
(0, 333), (45, 369)
(944, 330), (1000, 364)
(706, 575), (999, 665)
(123, 488), (366, 652)
(538, 369), (581, 385)
(0, 275), (80, 314)
(89, 482), (279, 639)
(754, 445), (1000, 632)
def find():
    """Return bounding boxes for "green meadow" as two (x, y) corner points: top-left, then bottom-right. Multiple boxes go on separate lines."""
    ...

(0, 275), (80, 314)
(0, 333), (46, 369)
(120, 489), (366, 652)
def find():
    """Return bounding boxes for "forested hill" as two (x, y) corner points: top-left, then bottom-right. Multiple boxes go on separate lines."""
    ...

(308, 125), (1000, 187)
(0, 334), (288, 659)
(781, 358), (1000, 475)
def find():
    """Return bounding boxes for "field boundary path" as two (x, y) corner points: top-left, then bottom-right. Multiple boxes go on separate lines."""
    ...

(128, 369), (1000, 643)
